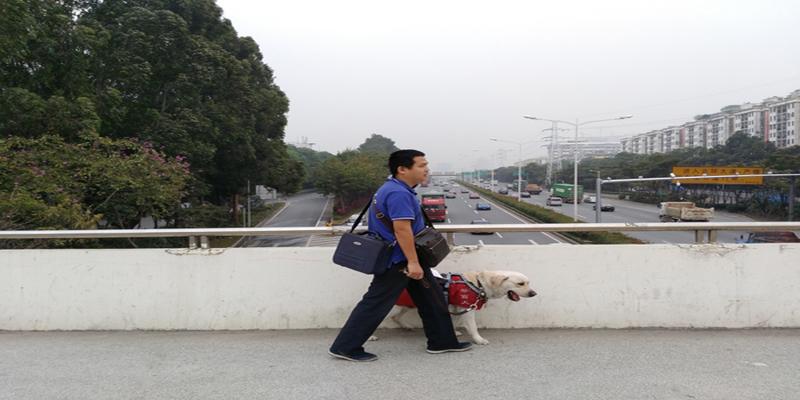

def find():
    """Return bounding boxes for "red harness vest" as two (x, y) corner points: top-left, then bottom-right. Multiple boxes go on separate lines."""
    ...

(396, 273), (487, 310)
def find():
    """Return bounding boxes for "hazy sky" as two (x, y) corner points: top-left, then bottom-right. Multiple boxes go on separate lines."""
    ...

(216, 0), (800, 171)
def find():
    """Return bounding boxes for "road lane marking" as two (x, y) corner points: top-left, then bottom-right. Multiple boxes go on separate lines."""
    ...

(528, 239), (538, 245)
(447, 218), (452, 223)
(478, 240), (485, 246)
(306, 197), (332, 247)
(542, 232), (564, 244)
(474, 210), (478, 214)
(495, 232), (503, 238)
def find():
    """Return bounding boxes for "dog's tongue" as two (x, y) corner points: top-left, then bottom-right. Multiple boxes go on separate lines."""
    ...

(507, 291), (520, 301)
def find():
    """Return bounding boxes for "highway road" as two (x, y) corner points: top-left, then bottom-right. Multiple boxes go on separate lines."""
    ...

(485, 181), (757, 244)
(244, 179), (762, 247)
(418, 185), (565, 246)
(245, 191), (331, 247)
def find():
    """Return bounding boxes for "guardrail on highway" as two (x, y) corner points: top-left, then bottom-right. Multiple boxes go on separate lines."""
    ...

(2, 222), (800, 248)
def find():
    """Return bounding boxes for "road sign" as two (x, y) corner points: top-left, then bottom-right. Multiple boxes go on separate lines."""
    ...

(671, 166), (764, 185)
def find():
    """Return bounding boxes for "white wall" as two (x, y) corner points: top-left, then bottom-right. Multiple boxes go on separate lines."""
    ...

(2, 244), (799, 330)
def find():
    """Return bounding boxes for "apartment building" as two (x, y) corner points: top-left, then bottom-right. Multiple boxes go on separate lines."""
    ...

(768, 90), (800, 148)
(621, 88), (800, 154)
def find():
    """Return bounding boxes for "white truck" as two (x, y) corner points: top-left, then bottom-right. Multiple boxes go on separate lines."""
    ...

(658, 202), (714, 222)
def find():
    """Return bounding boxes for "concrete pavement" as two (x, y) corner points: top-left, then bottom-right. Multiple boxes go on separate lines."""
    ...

(2, 329), (798, 400)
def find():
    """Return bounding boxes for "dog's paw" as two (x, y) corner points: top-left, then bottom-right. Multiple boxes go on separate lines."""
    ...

(473, 337), (490, 345)
(368, 335), (379, 341)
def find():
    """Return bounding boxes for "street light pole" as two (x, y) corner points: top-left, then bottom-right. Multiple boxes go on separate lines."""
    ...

(490, 138), (535, 202)
(573, 119), (579, 214)
(517, 142), (523, 201)
(595, 170), (601, 223)
(524, 114), (632, 221)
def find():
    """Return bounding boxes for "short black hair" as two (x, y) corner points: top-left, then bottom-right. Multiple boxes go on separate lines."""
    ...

(388, 149), (425, 177)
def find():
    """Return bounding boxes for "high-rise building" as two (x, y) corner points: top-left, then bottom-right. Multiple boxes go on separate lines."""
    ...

(767, 90), (800, 148)
(621, 89), (800, 153)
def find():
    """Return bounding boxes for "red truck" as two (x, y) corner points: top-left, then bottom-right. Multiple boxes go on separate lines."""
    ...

(421, 193), (447, 222)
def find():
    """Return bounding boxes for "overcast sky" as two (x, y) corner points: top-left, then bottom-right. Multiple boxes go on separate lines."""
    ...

(216, 0), (800, 171)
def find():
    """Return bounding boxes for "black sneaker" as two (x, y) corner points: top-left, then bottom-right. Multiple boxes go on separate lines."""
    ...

(426, 341), (473, 354)
(328, 349), (378, 362)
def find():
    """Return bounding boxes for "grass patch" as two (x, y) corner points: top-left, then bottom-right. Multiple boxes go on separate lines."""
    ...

(458, 182), (642, 244)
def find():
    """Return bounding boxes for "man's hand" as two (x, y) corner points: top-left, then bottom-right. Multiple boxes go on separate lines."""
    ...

(404, 261), (424, 280)
(393, 219), (423, 279)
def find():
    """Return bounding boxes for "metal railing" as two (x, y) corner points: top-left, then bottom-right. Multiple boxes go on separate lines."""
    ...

(2, 222), (800, 248)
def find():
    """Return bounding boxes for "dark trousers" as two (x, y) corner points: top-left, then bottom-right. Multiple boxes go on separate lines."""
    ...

(330, 262), (459, 354)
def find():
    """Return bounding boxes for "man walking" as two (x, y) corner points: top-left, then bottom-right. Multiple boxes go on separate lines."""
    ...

(328, 149), (472, 361)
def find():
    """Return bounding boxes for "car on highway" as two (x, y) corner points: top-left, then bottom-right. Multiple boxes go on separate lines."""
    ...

(468, 193), (480, 199)
(475, 203), (491, 210)
(344, 213), (367, 226)
(498, 189), (509, 195)
(470, 219), (493, 235)
(520, 192), (531, 198)
(593, 204), (615, 212)
(739, 231), (800, 243)
(585, 195), (597, 203)
(445, 192), (457, 198)
(443, 187), (450, 192)
(461, 189), (469, 193)
(546, 197), (563, 206)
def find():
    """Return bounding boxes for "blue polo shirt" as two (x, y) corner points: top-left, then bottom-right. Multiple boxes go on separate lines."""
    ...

(369, 177), (427, 266)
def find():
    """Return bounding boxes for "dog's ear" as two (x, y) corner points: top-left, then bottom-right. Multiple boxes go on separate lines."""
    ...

(490, 274), (509, 287)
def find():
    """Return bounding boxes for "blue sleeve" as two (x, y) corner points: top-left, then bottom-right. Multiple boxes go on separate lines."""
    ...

(385, 192), (417, 221)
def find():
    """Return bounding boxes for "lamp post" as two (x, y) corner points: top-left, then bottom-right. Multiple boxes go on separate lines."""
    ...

(459, 149), (480, 184)
(541, 125), (569, 188)
(490, 138), (536, 202)
(492, 148), (512, 193)
(524, 115), (632, 221)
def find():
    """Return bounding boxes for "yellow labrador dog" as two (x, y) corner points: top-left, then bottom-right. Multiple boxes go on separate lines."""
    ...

(370, 270), (537, 345)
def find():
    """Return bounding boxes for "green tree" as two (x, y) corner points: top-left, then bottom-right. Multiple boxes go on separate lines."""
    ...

(314, 150), (387, 213)
(287, 145), (334, 189)
(357, 134), (399, 154)
(0, 135), (190, 246)
(1, 0), (301, 228)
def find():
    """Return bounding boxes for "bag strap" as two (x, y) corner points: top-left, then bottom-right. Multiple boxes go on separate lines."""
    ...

(349, 195), (374, 233)
(373, 197), (436, 232)
(418, 204), (435, 228)
(372, 197), (396, 232)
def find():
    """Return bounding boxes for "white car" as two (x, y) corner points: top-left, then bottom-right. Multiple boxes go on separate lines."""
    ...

(345, 214), (367, 226)
(585, 196), (597, 203)
(546, 197), (563, 206)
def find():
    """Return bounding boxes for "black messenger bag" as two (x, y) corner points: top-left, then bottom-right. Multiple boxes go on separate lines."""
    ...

(374, 200), (451, 269)
(332, 196), (395, 275)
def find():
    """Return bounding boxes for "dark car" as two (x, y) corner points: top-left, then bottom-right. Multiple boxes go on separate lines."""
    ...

(461, 189), (469, 193)
(498, 189), (509, 195)
(741, 231), (800, 243)
(470, 219), (493, 235)
(520, 192), (531, 198)
(593, 204), (615, 212)
(475, 203), (491, 210)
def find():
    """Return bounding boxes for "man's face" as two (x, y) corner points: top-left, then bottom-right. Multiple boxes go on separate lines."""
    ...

(398, 156), (429, 185)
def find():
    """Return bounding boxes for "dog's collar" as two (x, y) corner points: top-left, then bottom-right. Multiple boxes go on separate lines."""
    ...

(473, 277), (488, 301)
